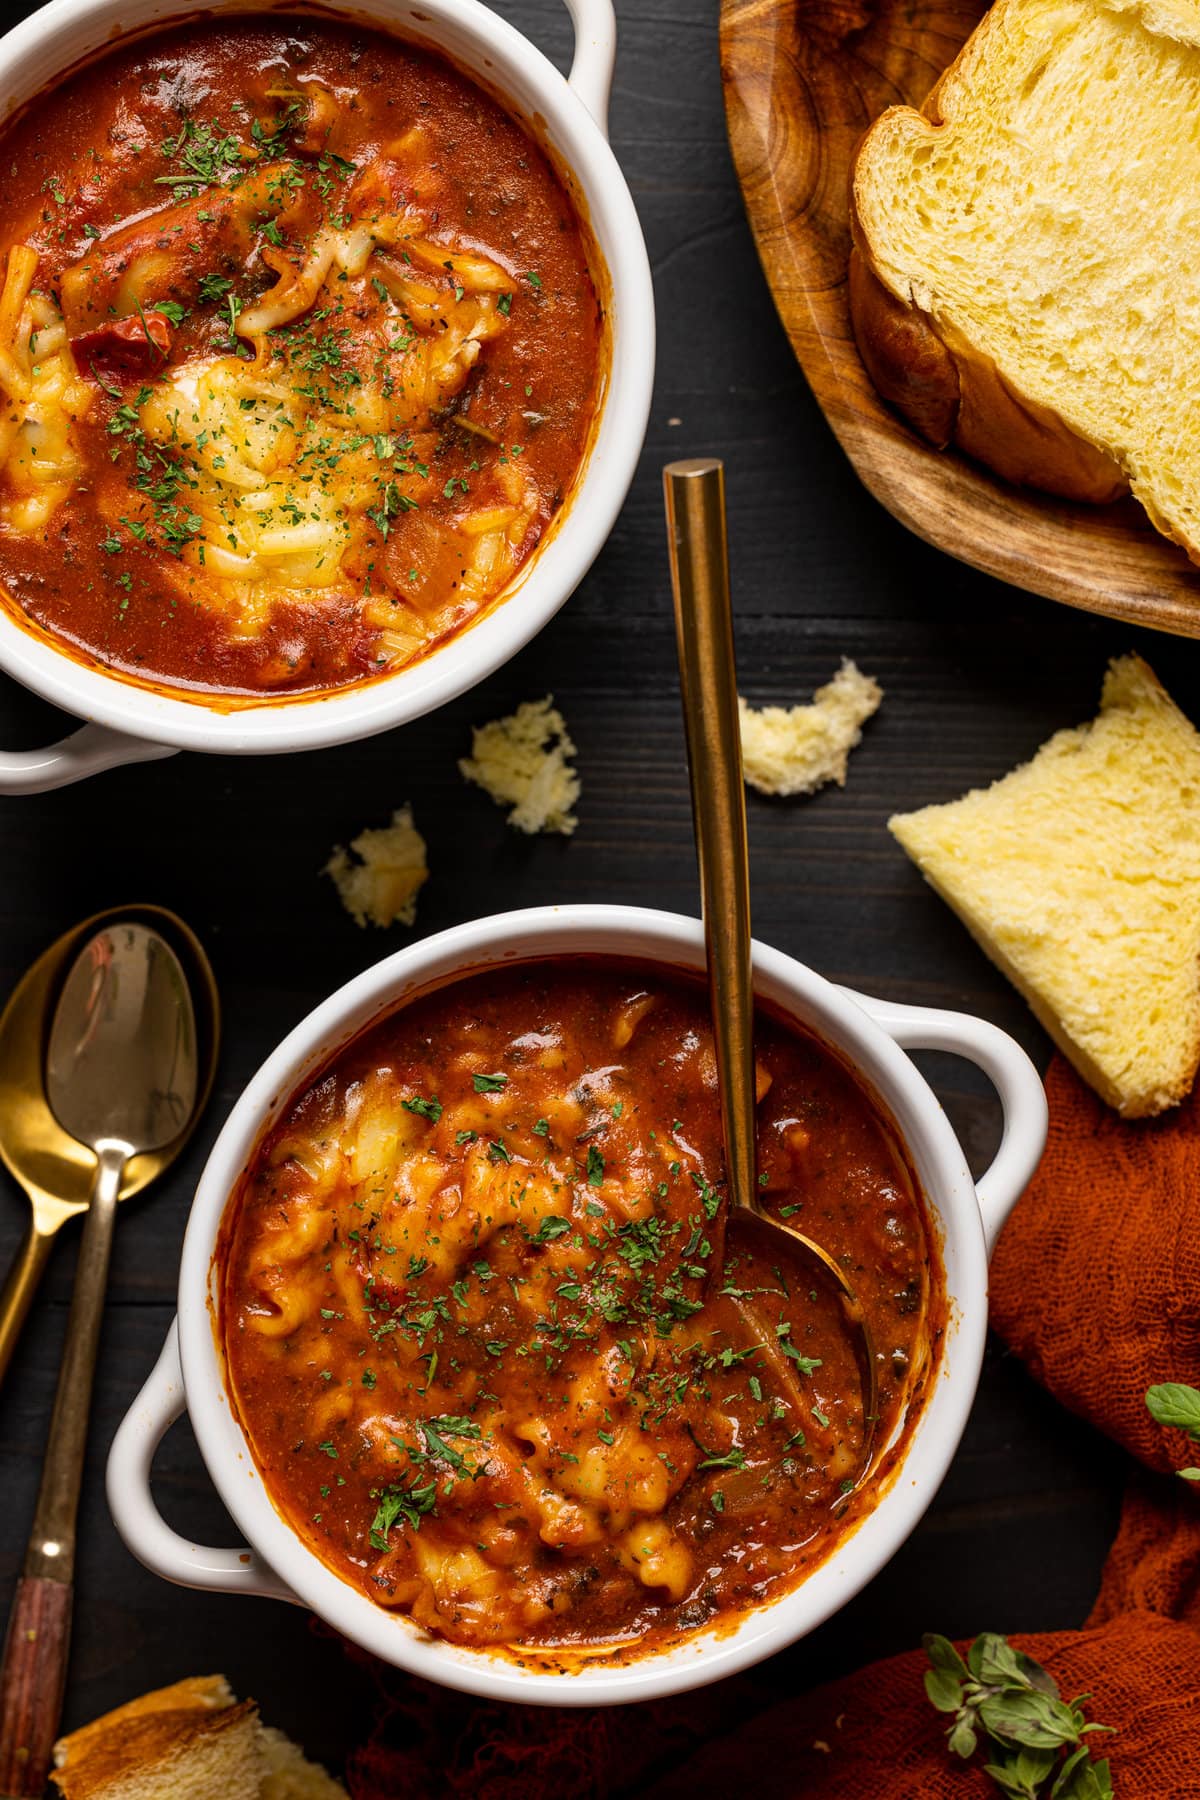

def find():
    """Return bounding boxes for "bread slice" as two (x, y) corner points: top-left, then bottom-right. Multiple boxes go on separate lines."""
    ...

(51, 1675), (346, 1800)
(850, 0), (1200, 552)
(50, 1678), (262, 1800)
(889, 655), (1200, 1117)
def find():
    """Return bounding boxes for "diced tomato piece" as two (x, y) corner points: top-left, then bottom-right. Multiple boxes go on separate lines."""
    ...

(72, 310), (172, 377)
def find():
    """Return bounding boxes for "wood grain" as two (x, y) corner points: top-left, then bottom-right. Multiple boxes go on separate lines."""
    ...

(0, 1576), (71, 1797)
(719, 0), (1200, 639)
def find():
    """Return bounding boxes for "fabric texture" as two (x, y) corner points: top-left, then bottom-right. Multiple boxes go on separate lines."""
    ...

(639, 1612), (1200, 1799)
(990, 1056), (1200, 1474)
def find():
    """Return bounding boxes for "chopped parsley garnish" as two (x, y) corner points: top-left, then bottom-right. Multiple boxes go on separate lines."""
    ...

(369, 1477), (438, 1548)
(197, 272), (235, 304)
(776, 1322), (822, 1375)
(402, 1094), (443, 1123)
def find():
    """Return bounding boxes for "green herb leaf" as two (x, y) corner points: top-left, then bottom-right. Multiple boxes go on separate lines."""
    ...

(473, 1071), (508, 1093)
(1147, 1381), (1200, 1436)
(948, 1717), (978, 1759)
(924, 1633), (970, 1681)
(925, 1668), (966, 1714)
(923, 1631), (1114, 1800)
(369, 1477), (437, 1548)
(402, 1094), (443, 1123)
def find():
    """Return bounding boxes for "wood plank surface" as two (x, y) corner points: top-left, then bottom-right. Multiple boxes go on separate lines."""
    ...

(0, 0), (1192, 1783)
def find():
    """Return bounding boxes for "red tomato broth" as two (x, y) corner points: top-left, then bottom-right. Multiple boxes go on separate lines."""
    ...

(0, 16), (604, 698)
(218, 960), (946, 1659)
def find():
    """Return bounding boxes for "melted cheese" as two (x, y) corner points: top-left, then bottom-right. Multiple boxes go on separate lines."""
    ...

(0, 204), (539, 669)
(0, 247), (93, 531)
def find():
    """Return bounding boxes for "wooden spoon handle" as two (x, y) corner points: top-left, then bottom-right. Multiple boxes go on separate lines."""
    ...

(0, 1147), (122, 1793)
(0, 1576), (71, 1796)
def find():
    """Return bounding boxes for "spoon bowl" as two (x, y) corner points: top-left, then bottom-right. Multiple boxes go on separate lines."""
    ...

(0, 905), (218, 1386)
(46, 923), (199, 1160)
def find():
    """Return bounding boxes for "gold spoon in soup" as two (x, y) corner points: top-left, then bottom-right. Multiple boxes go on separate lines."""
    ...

(0, 919), (210, 1797)
(663, 457), (879, 1478)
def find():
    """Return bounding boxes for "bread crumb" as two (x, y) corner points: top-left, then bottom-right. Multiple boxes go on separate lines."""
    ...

(739, 660), (882, 796)
(459, 695), (580, 835)
(325, 804), (428, 929)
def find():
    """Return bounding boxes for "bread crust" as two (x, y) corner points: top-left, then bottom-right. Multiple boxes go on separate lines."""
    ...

(51, 1700), (258, 1798)
(849, 53), (1132, 507)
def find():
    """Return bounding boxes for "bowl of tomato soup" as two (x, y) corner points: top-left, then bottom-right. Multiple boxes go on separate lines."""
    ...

(108, 906), (1048, 1703)
(0, 0), (652, 793)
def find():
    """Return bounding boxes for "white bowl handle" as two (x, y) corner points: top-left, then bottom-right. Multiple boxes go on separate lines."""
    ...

(0, 723), (177, 794)
(564, 0), (616, 135)
(848, 994), (1049, 1257)
(107, 1320), (296, 1602)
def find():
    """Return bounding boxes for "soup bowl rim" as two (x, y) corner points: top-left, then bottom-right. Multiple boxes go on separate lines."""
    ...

(0, 0), (653, 764)
(107, 902), (1048, 1704)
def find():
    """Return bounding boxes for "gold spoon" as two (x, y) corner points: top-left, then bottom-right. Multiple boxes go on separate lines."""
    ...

(0, 918), (210, 1797)
(663, 456), (879, 1473)
(0, 904), (218, 1389)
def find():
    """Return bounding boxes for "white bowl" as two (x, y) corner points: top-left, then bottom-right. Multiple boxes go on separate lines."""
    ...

(0, 0), (653, 794)
(108, 905), (1048, 1706)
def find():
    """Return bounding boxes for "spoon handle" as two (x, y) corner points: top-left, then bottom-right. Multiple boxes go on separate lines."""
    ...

(0, 1224), (54, 1391)
(663, 457), (757, 1215)
(0, 1143), (123, 1796)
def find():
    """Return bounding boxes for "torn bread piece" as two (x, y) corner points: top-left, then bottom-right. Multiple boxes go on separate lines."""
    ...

(459, 694), (580, 834)
(325, 803), (429, 929)
(890, 655), (1200, 1117)
(51, 1673), (345, 1800)
(738, 660), (882, 797)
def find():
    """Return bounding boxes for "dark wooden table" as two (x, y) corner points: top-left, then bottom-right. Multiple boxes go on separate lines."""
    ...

(1, 0), (1194, 1786)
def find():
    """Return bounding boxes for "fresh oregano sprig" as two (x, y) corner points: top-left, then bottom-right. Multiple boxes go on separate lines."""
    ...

(1145, 1382), (1200, 1480)
(924, 1632), (1115, 1799)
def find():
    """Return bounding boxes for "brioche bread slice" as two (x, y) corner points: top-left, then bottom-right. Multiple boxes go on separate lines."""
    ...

(50, 1678), (262, 1800)
(850, 0), (1200, 551)
(51, 1675), (346, 1800)
(890, 656), (1200, 1117)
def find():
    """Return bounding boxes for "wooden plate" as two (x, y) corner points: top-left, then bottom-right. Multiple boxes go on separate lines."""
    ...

(719, 0), (1200, 638)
